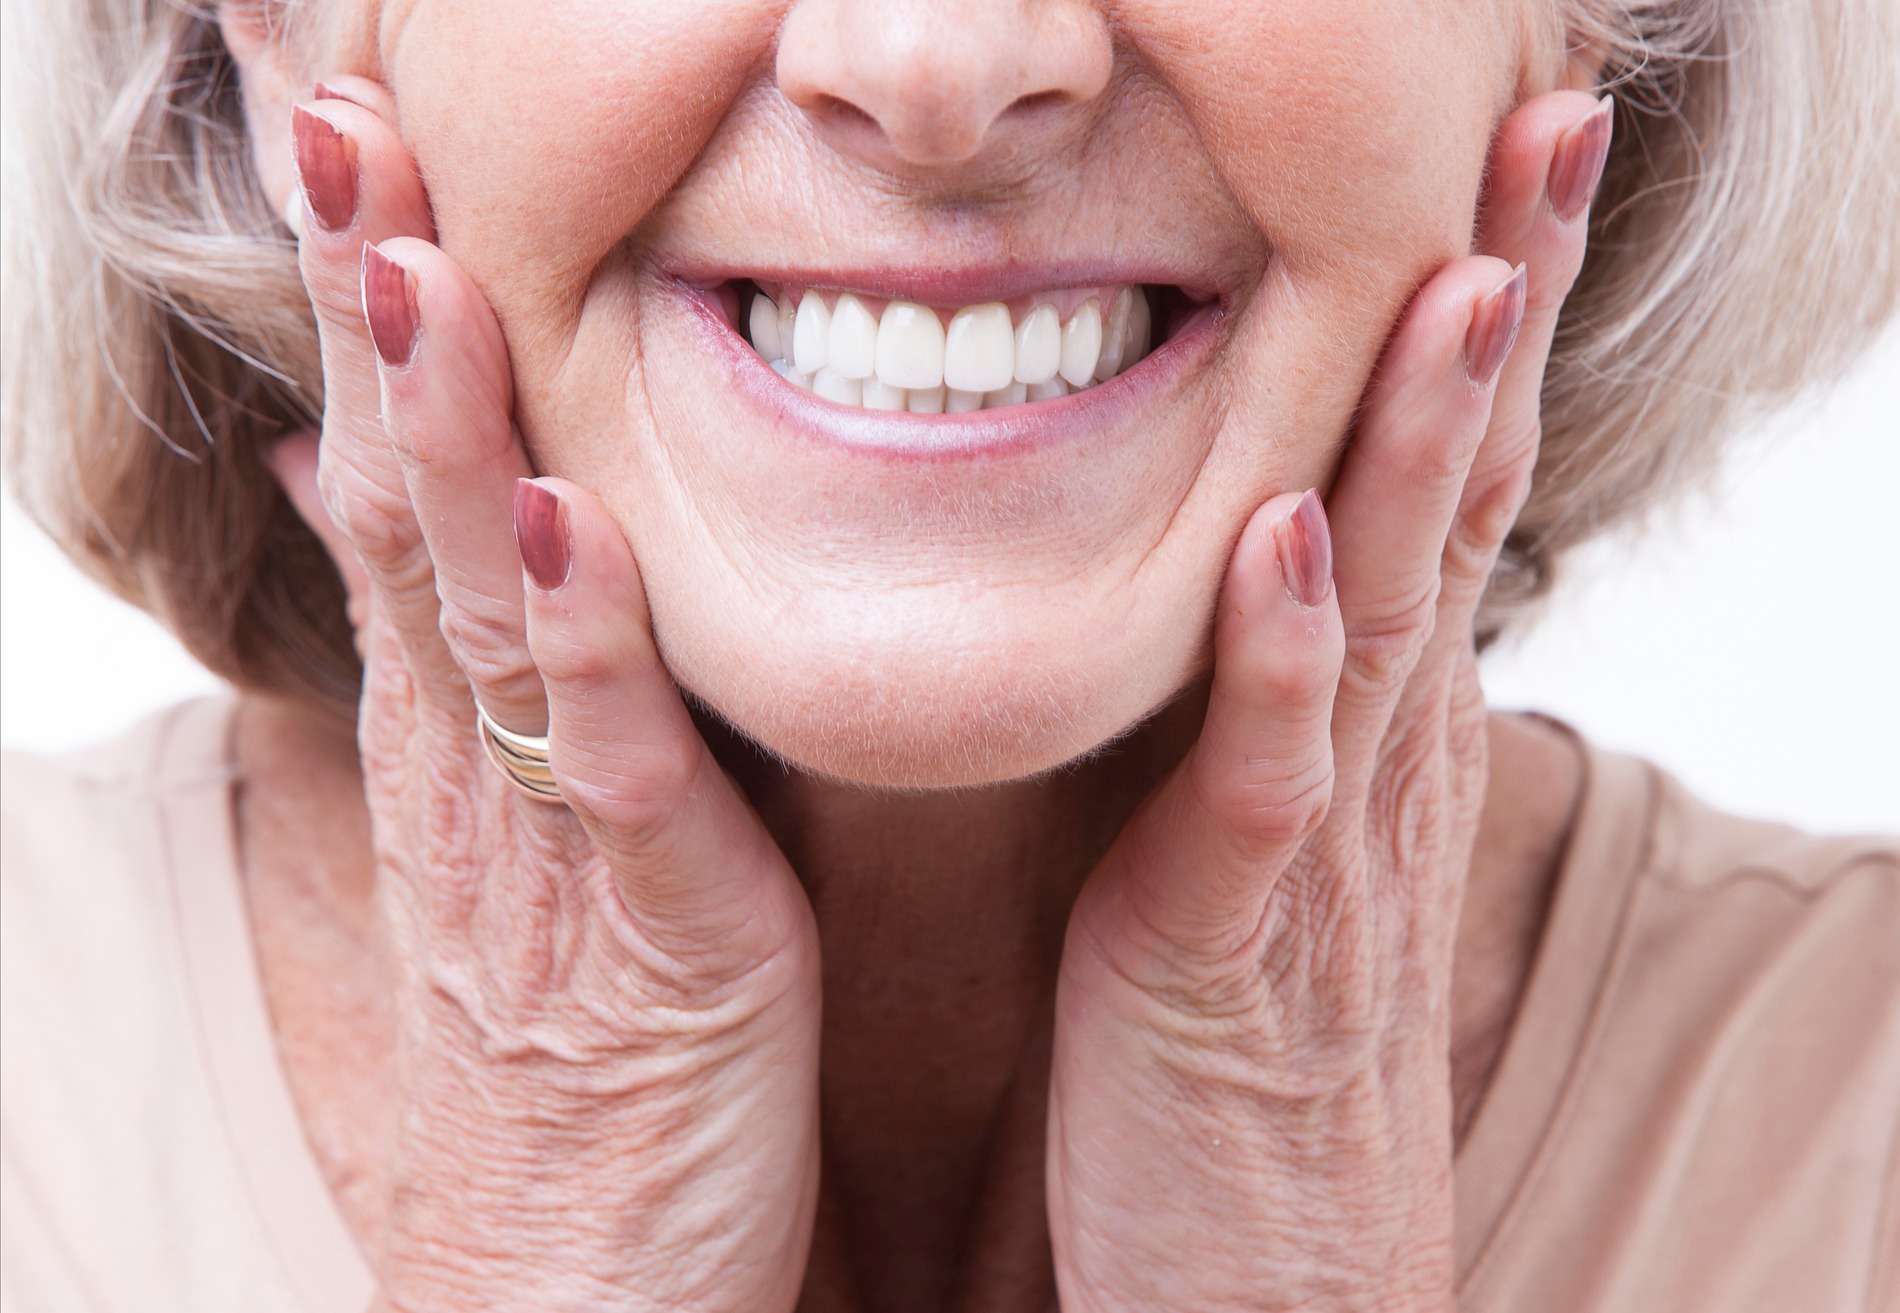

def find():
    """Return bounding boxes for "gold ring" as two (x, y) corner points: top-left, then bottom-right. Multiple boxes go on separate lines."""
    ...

(476, 702), (564, 803)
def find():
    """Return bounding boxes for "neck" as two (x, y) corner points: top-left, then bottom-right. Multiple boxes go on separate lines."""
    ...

(238, 689), (1582, 1313)
(698, 691), (1584, 1309)
(699, 691), (1206, 1310)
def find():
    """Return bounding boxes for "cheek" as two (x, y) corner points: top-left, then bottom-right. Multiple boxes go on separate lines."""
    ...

(1129, 0), (1512, 277)
(1124, 0), (1517, 501)
(385, 0), (778, 333)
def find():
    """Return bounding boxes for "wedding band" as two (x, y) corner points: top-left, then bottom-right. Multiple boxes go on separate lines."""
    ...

(475, 702), (565, 803)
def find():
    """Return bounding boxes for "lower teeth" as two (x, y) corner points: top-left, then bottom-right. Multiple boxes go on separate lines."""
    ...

(745, 284), (1156, 411)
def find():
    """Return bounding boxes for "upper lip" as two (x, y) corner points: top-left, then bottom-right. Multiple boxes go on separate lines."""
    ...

(672, 262), (1226, 308)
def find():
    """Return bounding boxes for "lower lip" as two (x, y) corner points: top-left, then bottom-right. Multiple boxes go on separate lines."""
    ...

(673, 282), (1227, 463)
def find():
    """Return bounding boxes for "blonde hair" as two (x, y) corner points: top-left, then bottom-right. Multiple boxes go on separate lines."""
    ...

(1497, 0), (1900, 629)
(5, 0), (1898, 710)
(2, 0), (347, 709)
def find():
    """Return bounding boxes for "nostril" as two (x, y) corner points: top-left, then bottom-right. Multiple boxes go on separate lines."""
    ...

(1007, 90), (1069, 116)
(813, 95), (878, 130)
(803, 94), (905, 158)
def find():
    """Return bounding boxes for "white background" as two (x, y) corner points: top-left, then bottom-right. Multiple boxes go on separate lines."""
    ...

(5, 327), (1897, 834)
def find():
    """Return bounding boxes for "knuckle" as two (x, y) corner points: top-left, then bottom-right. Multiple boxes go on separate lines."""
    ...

(391, 412), (460, 473)
(1344, 582), (1439, 692)
(321, 464), (419, 566)
(616, 735), (705, 809)
(1253, 666), (1318, 718)
(440, 606), (538, 703)
(310, 281), (367, 333)
(1407, 419), (1486, 493)
(299, 253), (372, 330)
(619, 753), (708, 827)
(1191, 749), (1336, 855)
(1473, 415), (1543, 506)
(1526, 271), (1577, 322)
(557, 737), (706, 845)
(1241, 630), (1340, 710)
(1369, 729), (1449, 873)
(532, 631), (619, 697)
(1446, 446), (1538, 581)
(1446, 484), (1520, 579)
(395, 412), (516, 478)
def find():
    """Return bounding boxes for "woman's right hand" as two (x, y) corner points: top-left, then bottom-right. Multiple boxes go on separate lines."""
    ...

(284, 80), (820, 1312)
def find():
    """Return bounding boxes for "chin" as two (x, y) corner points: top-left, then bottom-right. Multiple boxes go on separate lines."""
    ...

(653, 587), (1203, 790)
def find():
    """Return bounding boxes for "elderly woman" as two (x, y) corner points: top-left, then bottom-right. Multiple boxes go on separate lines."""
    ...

(3, 0), (1898, 1308)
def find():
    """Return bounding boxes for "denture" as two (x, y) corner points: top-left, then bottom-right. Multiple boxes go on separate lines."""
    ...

(743, 283), (1157, 412)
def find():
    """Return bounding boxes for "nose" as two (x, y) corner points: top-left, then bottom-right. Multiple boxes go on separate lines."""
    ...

(777, 0), (1113, 169)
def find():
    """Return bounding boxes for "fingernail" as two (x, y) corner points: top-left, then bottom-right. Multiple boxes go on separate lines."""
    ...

(313, 80), (371, 109)
(1465, 264), (1527, 387)
(290, 105), (358, 233)
(361, 245), (420, 368)
(1547, 94), (1614, 224)
(1280, 489), (1333, 608)
(514, 480), (571, 590)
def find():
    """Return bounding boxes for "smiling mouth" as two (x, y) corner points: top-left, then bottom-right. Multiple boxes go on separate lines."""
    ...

(720, 280), (1205, 413)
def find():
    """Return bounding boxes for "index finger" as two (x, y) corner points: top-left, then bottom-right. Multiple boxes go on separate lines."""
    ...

(1320, 255), (1524, 809)
(1395, 91), (1611, 732)
(1473, 91), (1610, 498)
(289, 93), (450, 691)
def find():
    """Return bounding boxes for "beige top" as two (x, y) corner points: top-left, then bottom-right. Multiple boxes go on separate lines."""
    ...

(3, 697), (1897, 1311)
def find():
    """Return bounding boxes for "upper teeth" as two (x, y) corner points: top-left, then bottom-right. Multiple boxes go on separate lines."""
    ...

(746, 285), (1154, 412)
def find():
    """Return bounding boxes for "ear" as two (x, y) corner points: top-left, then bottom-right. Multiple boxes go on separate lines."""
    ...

(218, 2), (305, 231)
(1557, 39), (1612, 94)
(265, 431), (374, 637)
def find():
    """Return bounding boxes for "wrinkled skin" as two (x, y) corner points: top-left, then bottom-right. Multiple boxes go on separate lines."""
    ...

(223, 0), (1604, 1308)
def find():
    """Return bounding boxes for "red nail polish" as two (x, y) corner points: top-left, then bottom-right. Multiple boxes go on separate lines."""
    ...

(1281, 489), (1333, 608)
(290, 105), (358, 232)
(1547, 95), (1615, 224)
(1465, 264), (1527, 388)
(361, 245), (420, 368)
(514, 480), (571, 590)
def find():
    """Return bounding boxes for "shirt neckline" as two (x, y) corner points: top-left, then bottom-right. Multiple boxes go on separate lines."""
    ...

(159, 696), (377, 1312)
(1451, 737), (1660, 1290)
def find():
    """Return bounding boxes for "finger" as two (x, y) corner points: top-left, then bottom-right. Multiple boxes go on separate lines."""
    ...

(1084, 490), (1343, 963)
(365, 238), (545, 736)
(1322, 257), (1525, 807)
(288, 95), (456, 692)
(309, 75), (400, 122)
(516, 479), (808, 961)
(1401, 92), (1611, 706)
(1388, 94), (1612, 744)
(292, 95), (433, 461)
(1473, 92), (1611, 501)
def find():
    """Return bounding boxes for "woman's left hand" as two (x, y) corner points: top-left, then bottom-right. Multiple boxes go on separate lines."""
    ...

(1048, 90), (1612, 1311)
